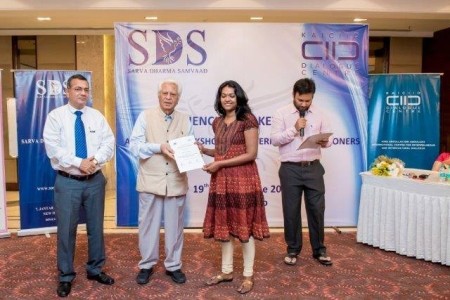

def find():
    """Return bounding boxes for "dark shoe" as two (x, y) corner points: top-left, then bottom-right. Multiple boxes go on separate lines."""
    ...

(87, 272), (115, 285)
(313, 253), (333, 266)
(165, 269), (186, 284)
(57, 282), (71, 297)
(136, 268), (154, 285)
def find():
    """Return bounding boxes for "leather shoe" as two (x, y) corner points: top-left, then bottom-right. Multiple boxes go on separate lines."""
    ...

(136, 268), (154, 285)
(57, 282), (71, 297)
(87, 272), (115, 285)
(165, 269), (186, 284)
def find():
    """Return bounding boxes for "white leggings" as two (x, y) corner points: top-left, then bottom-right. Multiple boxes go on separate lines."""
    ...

(221, 236), (255, 277)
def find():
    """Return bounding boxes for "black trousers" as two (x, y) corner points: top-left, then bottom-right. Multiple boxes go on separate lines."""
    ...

(279, 161), (326, 256)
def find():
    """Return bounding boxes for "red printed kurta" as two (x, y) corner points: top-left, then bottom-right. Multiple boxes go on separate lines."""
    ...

(203, 113), (270, 242)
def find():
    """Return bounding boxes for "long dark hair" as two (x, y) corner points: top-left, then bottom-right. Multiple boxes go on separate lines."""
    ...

(214, 80), (252, 121)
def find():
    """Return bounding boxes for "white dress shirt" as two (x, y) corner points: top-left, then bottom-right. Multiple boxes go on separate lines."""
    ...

(129, 108), (194, 159)
(43, 104), (115, 175)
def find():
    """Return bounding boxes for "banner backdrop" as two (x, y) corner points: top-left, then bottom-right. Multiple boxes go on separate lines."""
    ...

(115, 23), (368, 227)
(368, 74), (440, 169)
(0, 70), (10, 238)
(13, 70), (92, 232)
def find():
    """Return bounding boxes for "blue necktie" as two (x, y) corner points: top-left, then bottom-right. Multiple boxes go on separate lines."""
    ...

(74, 111), (87, 158)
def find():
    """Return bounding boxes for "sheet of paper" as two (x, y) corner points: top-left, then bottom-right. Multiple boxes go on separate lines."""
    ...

(169, 135), (205, 173)
(297, 132), (333, 150)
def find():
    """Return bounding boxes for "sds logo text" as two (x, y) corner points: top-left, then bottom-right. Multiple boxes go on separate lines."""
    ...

(127, 29), (208, 74)
(35, 80), (65, 98)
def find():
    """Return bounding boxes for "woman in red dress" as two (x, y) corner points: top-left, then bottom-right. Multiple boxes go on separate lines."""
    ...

(199, 80), (270, 294)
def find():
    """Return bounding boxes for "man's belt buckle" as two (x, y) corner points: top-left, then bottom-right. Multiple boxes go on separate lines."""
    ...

(58, 170), (99, 181)
(294, 160), (318, 167)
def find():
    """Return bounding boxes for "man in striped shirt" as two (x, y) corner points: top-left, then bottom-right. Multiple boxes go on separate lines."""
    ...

(270, 78), (333, 267)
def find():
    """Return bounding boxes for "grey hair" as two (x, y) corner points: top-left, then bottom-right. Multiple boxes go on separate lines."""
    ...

(158, 79), (182, 96)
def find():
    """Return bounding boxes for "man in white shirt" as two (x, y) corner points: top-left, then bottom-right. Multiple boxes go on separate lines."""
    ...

(43, 74), (115, 297)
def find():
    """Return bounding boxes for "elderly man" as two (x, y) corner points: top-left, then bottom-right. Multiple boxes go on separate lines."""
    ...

(130, 79), (193, 285)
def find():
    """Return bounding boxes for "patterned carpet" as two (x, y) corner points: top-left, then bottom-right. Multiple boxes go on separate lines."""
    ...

(0, 232), (449, 299)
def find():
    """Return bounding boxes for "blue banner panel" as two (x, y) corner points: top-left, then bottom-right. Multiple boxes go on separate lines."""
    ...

(14, 70), (92, 230)
(368, 74), (440, 170)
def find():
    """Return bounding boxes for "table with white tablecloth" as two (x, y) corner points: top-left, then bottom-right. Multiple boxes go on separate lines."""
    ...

(356, 169), (450, 266)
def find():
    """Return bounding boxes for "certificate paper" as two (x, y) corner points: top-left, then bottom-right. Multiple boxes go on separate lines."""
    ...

(169, 135), (205, 173)
(298, 132), (333, 150)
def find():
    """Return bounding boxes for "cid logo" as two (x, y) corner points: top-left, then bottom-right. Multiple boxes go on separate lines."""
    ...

(385, 95), (421, 106)
(128, 29), (207, 66)
(302, 41), (359, 60)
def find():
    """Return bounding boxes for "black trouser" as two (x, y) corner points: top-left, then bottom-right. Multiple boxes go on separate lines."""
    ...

(279, 161), (326, 256)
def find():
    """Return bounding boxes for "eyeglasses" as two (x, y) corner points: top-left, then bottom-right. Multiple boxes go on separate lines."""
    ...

(71, 87), (90, 93)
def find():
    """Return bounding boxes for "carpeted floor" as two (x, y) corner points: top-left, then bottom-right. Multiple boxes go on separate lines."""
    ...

(0, 232), (449, 299)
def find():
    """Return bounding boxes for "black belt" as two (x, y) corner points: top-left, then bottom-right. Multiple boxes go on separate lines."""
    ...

(283, 160), (319, 167)
(58, 170), (100, 181)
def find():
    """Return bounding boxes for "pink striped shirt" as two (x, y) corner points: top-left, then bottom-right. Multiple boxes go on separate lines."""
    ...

(270, 103), (332, 162)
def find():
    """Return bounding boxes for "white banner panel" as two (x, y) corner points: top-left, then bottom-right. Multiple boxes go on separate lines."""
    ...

(0, 70), (11, 238)
(115, 23), (368, 227)
(7, 98), (18, 158)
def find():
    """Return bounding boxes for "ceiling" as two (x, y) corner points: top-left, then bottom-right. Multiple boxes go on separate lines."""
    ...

(0, 0), (449, 37)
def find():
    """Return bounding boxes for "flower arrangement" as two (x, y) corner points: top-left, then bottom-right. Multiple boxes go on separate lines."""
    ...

(370, 155), (405, 177)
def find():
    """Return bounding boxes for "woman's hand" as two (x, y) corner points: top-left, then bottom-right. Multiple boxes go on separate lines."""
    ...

(195, 141), (205, 154)
(203, 161), (221, 174)
(196, 141), (215, 157)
